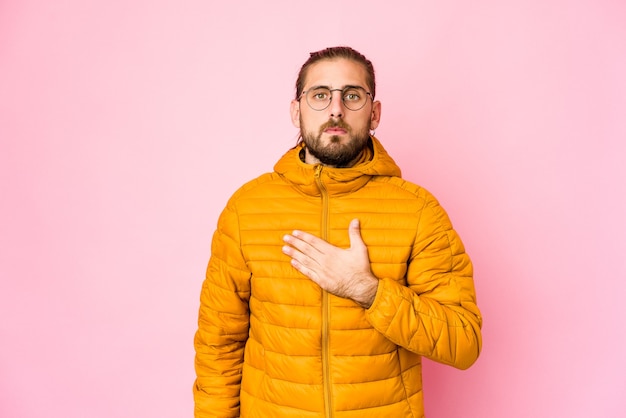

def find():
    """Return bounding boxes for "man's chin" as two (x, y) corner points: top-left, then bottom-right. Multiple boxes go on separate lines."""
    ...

(328, 134), (344, 143)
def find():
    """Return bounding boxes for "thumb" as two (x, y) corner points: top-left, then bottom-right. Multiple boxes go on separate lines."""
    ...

(348, 218), (365, 249)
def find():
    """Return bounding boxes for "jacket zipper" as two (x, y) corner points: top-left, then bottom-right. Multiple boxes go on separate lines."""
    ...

(314, 165), (333, 418)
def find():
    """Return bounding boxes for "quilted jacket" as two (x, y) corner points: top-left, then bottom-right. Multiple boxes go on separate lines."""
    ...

(194, 137), (482, 418)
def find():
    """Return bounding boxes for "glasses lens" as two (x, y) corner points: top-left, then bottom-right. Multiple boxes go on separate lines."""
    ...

(342, 87), (367, 111)
(306, 88), (331, 111)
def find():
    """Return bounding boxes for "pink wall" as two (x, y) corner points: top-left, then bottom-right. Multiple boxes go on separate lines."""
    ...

(1, 1), (625, 416)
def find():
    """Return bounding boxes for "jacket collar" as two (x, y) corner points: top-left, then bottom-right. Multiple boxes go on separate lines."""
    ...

(273, 136), (402, 197)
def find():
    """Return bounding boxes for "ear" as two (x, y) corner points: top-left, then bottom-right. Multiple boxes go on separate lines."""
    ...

(290, 100), (301, 128)
(370, 100), (381, 131)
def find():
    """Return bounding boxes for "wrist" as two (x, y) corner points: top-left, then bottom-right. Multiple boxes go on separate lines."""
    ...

(353, 274), (379, 309)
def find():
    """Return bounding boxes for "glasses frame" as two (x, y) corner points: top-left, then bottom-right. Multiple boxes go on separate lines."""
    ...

(299, 86), (374, 112)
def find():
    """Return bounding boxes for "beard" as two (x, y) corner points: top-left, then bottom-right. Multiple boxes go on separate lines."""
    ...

(300, 118), (371, 168)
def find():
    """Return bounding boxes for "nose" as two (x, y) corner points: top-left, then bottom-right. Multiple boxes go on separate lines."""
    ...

(328, 90), (344, 118)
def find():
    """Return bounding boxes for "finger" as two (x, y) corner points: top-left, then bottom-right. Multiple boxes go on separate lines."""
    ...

(284, 249), (321, 283)
(291, 257), (318, 277)
(283, 235), (314, 257)
(348, 218), (366, 250)
(283, 246), (305, 265)
(281, 239), (322, 268)
(291, 230), (328, 249)
(284, 231), (327, 256)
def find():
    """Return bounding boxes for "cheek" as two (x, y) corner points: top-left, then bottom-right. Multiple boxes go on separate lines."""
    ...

(348, 116), (372, 131)
(300, 113), (325, 130)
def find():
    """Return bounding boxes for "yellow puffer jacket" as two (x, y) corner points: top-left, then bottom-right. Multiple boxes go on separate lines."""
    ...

(194, 137), (482, 418)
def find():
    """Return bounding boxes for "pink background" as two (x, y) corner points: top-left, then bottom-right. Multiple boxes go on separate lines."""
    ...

(1, 1), (625, 417)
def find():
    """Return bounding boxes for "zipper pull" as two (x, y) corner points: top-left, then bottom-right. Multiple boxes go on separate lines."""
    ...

(314, 164), (323, 178)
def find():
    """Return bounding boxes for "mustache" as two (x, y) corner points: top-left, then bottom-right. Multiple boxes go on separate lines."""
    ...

(320, 119), (350, 131)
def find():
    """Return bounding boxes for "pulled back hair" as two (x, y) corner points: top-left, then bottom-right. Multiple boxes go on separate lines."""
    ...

(295, 46), (376, 100)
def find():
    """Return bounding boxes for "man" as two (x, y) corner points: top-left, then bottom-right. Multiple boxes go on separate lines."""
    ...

(194, 46), (482, 418)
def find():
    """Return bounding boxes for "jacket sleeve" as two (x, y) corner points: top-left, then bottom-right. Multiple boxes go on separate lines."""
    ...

(194, 201), (251, 417)
(365, 193), (482, 370)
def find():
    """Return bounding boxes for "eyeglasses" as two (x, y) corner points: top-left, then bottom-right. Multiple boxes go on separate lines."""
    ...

(299, 86), (373, 111)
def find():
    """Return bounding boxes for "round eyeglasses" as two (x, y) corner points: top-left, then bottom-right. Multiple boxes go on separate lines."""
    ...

(299, 86), (373, 111)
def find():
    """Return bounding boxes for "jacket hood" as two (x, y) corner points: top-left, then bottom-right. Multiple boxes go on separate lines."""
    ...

(274, 136), (402, 197)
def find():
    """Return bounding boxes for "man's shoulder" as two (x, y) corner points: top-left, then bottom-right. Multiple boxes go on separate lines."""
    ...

(227, 171), (290, 202)
(371, 175), (432, 200)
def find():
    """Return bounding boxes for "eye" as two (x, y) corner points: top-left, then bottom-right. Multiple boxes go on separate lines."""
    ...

(343, 89), (361, 101)
(309, 89), (330, 101)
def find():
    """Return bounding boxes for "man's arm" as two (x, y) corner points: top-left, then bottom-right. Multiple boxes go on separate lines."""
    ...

(194, 204), (251, 417)
(282, 199), (482, 370)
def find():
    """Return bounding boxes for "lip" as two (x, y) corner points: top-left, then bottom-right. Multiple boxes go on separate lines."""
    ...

(324, 127), (347, 134)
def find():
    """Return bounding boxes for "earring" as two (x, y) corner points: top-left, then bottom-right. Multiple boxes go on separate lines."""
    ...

(370, 129), (376, 136)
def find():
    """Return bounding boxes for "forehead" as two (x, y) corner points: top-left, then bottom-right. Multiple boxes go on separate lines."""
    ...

(303, 58), (369, 89)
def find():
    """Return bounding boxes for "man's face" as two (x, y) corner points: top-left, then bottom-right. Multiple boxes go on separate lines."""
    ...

(290, 58), (381, 167)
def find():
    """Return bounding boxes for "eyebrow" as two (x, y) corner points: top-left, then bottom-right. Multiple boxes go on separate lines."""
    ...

(309, 84), (367, 91)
